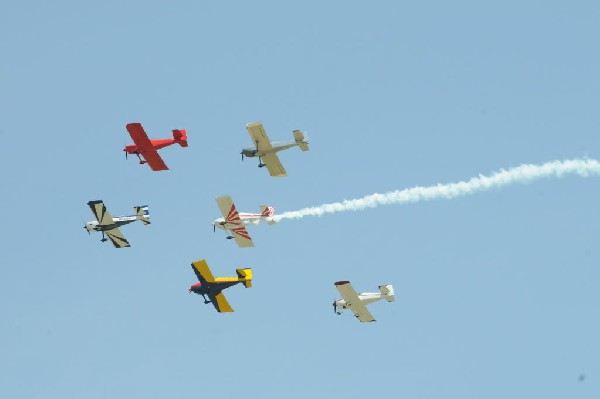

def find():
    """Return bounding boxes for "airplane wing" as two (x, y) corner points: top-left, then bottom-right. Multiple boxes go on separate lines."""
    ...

(207, 291), (234, 312)
(216, 195), (241, 223)
(262, 153), (287, 177)
(141, 150), (168, 171)
(246, 121), (273, 152)
(335, 281), (376, 322)
(104, 227), (131, 248)
(230, 227), (255, 248)
(215, 196), (255, 247)
(191, 260), (216, 283)
(87, 200), (115, 226)
(126, 123), (169, 171)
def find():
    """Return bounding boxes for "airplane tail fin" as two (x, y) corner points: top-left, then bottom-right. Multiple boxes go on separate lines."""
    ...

(236, 268), (253, 288)
(293, 130), (309, 151)
(173, 129), (188, 147)
(134, 205), (151, 225)
(259, 205), (277, 224)
(379, 284), (395, 302)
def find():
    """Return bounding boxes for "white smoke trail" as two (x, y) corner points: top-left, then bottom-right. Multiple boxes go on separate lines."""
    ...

(271, 158), (600, 222)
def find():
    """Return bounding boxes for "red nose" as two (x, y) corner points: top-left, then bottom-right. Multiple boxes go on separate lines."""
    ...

(189, 282), (201, 292)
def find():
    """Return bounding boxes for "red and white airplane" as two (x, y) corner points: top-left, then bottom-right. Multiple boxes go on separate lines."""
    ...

(123, 123), (188, 171)
(212, 195), (277, 248)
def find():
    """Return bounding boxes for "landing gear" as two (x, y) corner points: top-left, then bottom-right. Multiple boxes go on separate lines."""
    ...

(201, 294), (211, 304)
(134, 152), (147, 165)
(258, 156), (266, 168)
(100, 232), (107, 242)
(226, 235), (234, 240)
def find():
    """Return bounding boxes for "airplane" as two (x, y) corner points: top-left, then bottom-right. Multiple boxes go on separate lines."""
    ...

(333, 281), (395, 322)
(123, 122), (188, 171)
(212, 195), (277, 248)
(241, 121), (309, 177)
(189, 259), (252, 313)
(84, 200), (150, 248)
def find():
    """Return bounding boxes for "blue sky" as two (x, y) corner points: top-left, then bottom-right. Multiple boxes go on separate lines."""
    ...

(1, 1), (599, 398)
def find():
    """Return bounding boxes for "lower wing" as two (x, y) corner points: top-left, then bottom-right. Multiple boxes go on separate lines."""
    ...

(105, 227), (130, 248)
(141, 148), (169, 171)
(349, 302), (376, 322)
(262, 153), (287, 177)
(230, 227), (255, 248)
(208, 292), (234, 312)
(335, 281), (376, 322)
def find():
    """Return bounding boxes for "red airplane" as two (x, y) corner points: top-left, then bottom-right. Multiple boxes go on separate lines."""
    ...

(123, 123), (188, 171)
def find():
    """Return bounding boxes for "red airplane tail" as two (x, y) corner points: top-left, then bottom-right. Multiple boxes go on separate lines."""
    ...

(173, 129), (188, 147)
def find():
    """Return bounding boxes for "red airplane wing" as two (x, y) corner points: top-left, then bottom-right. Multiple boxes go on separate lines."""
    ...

(126, 123), (169, 171)
(126, 123), (153, 151)
(141, 149), (169, 171)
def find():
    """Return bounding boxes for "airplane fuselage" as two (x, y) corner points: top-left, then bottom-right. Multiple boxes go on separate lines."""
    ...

(213, 213), (271, 230)
(189, 280), (240, 296)
(334, 292), (385, 310)
(125, 138), (179, 155)
(85, 215), (138, 233)
(241, 141), (298, 158)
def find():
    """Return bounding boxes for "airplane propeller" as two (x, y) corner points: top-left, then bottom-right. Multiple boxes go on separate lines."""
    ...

(83, 226), (90, 235)
(333, 301), (337, 314)
(241, 152), (244, 161)
(213, 225), (216, 233)
(123, 148), (128, 160)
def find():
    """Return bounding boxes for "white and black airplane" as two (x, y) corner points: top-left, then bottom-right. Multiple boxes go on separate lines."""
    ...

(84, 200), (150, 248)
(333, 281), (395, 322)
(241, 121), (309, 177)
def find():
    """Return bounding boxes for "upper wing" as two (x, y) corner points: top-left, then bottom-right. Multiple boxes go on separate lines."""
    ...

(191, 259), (216, 283)
(208, 291), (234, 312)
(126, 123), (153, 149)
(230, 227), (255, 248)
(262, 153), (287, 177)
(335, 281), (376, 322)
(126, 123), (168, 171)
(216, 195), (241, 223)
(246, 121), (273, 152)
(104, 227), (130, 248)
(87, 200), (115, 226)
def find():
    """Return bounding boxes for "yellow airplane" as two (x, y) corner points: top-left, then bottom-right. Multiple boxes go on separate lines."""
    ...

(188, 259), (252, 313)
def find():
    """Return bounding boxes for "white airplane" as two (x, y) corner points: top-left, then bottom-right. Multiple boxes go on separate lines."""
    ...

(333, 281), (395, 322)
(241, 121), (309, 177)
(212, 195), (276, 248)
(84, 200), (150, 248)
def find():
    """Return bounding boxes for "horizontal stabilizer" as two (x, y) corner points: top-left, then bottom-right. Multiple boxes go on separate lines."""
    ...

(173, 129), (188, 147)
(236, 268), (253, 288)
(293, 130), (309, 151)
(134, 205), (151, 225)
(379, 284), (395, 301)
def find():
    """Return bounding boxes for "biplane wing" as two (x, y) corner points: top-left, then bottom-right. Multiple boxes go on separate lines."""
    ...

(87, 200), (115, 226)
(215, 196), (255, 248)
(207, 291), (234, 313)
(230, 227), (255, 248)
(191, 260), (216, 284)
(246, 121), (273, 152)
(216, 195), (240, 223)
(335, 281), (376, 322)
(104, 227), (130, 248)
(262, 153), (287, 177)
(126, 123), (169, 171)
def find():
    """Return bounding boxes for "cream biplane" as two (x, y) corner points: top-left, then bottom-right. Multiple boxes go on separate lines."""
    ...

(333, 281), (395, 322)
(241, 121), (309, 177)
